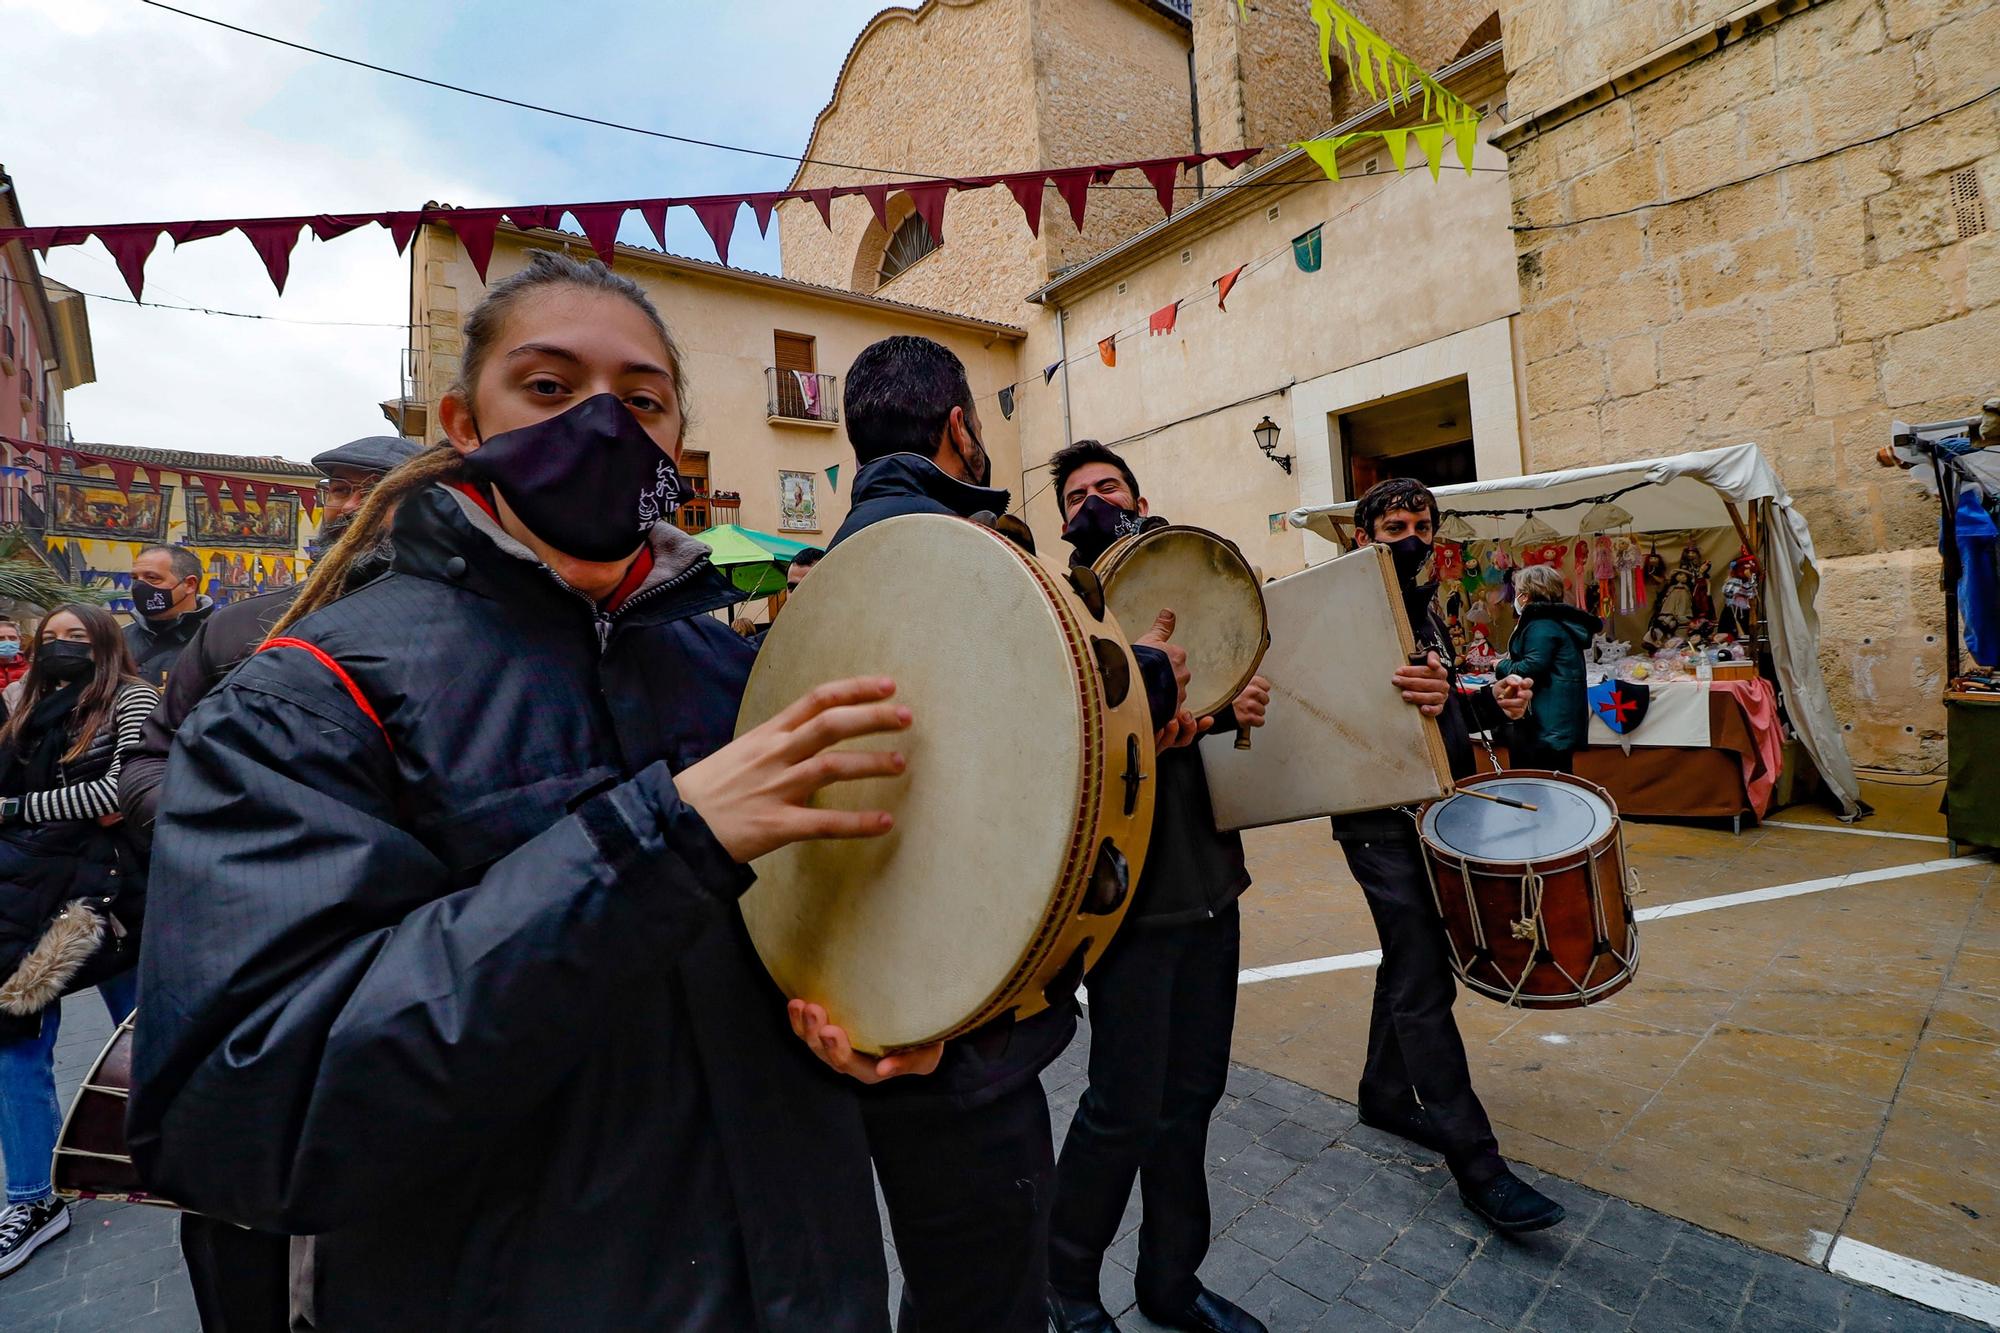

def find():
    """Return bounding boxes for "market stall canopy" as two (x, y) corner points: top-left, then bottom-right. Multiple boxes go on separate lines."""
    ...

(1291, 444), (1863, 817)
(695, 523), (814, 598)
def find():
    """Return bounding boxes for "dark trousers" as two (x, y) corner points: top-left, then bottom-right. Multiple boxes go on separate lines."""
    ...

(1047, 905), (1239, 1312)
(1509, 734), (1575, 773)
(180, 1214), (291, 1332)
(1333, 814), (1502, 1184)
(865, 1079), (1055, 1333)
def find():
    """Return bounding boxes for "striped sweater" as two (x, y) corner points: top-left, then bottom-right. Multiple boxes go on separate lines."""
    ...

(24, 681), (160, 824)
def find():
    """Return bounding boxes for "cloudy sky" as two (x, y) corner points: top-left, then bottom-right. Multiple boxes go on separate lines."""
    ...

(3, 0), (889, 457)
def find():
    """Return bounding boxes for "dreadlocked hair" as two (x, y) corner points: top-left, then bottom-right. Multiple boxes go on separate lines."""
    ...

(267, 446), (464, 638)
(268, 249), (688, 640)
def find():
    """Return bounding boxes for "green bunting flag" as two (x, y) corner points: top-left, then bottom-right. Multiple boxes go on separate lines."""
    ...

(825, 464), (840, 493)
(1292, 225), (1324, 273)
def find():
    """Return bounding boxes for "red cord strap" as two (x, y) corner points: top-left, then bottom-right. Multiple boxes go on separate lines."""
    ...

(256, 637), (394, 753)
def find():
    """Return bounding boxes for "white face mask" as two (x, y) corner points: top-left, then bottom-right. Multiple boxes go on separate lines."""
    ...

(1515, 599), (1528, 615)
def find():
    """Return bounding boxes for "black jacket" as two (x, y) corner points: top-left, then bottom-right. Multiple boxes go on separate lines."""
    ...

(119, 550), (393, 854)
(123, 598), (215, 690)
(130, 486), (888, 1332)
(830, 453), (1083, 1109)
(1497, 601), (1601, 753)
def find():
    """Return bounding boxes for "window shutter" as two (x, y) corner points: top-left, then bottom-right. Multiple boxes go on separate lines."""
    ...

(773, 331), (816, 373)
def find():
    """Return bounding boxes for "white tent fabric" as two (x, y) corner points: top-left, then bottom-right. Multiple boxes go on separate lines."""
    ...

(1292, 443), (1863, 816)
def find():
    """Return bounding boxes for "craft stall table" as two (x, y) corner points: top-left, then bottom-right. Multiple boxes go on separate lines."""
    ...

(1571, 676), (1785, 831)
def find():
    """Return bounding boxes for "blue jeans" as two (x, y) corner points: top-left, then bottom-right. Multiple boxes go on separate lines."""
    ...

(0, 973), (138, 1204)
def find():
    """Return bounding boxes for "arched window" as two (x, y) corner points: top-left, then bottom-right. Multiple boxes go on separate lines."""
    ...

(877, 212), (938, 286)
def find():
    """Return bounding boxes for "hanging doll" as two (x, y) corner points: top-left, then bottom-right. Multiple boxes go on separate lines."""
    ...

(1569, 539), (1592, 608)
(1644, 567), (1696, 650)
(1492, 541), (1517, 603)
(1642, 539), (1667, 590)
(1719, 548), (1759, 639)
(1614, 537), (1644, 613)
(1432, 540), (1466, 585)
(1592, 535), (1617, 611)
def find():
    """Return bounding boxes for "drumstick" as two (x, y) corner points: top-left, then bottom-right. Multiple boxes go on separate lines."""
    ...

(1234, 727), (1253, 751)
(1454, 786), (1540, 813)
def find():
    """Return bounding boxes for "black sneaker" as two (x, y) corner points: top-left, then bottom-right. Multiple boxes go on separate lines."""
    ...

(0, 1197), (70, 1279)
(1138, 1287), (1268, 1333)
(1358, 1099), (1449, 1155)
(1459, 1167), (1566, 1233)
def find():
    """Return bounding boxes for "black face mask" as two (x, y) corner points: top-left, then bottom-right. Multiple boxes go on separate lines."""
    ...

(462, 393), (683, 563)
(1060, 494), (1151, 565)
(958, 423), (993, 489)
(1384, 533), (1438, 629)
(38, 641), (94, 683)
(134, 581), (180, 618)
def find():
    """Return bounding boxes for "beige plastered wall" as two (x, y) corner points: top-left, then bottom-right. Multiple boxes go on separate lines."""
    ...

(1497, 0), (2000, 769)
(777, 0), (1200, 326)
(1013, 103), (1519, 577)
(409, 225), (1023, 540)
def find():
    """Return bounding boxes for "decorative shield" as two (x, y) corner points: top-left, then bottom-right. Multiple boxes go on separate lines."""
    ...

(1589, 680), (1651, 735)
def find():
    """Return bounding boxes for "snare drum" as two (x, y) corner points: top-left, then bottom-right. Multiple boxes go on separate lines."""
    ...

(1417, 771), (1638, 1009)
(737, 514), (1157, 1055)
(1091, 525), (1268, 720)
(54, 1012), (177, 1208)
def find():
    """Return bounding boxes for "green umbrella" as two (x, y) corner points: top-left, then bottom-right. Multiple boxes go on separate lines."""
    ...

(694, 523), (815, 598)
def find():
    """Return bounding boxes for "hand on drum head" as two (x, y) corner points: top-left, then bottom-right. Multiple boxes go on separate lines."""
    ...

(1493, 673), (1534, 720)
(1232, 675), (1271, 731)
(787, 1000), (944, 1083)
(677, 677), (910, 864)
(1155, 709), (1212, 751)
(1392, 652), (1451, 717)
(1135, 609), (1190, 711)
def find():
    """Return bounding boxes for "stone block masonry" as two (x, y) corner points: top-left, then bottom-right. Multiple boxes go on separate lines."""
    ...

(1498, 0), (2000, 770)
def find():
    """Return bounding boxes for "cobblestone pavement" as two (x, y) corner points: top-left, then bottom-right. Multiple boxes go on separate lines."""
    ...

(4, 992), (1973, 1332)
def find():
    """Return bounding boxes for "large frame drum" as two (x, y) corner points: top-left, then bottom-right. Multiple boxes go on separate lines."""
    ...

(1417, 771), (1638, 1009)
(738, 515), (1157, 1054)
(1091, 525), (1268, 721)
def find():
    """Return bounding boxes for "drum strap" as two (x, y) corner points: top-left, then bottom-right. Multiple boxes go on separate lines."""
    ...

(256, 637), (394, 755)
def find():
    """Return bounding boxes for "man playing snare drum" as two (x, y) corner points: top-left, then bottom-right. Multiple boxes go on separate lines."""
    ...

(1341, 477), (1566, 1234)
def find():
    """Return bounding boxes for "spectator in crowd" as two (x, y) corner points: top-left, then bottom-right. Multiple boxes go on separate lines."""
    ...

(125, 546), (211, 689)
(1496, 562), (1600, 774)
(0, 604), (157, 1279)
(0, 618), (27, 696)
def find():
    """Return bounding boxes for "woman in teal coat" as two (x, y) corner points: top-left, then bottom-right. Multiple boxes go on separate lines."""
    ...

(1496, 563), (1601, 772)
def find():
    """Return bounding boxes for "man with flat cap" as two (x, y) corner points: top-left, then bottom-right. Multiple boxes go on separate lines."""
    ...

(118, 432), (422, 1333)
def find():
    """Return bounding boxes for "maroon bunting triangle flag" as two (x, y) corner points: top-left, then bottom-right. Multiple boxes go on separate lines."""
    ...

(297, 484), (319, 520)
(806, 189), (835, 229)
(856, 184), (894, 233)
(309, 216), (370, 243)
(569, 205), (626, 264)
(1215, 263), (1247, 312)
(904, 182), (950, 244)
(506, 206), (554, 231)
(93, 225), (162, 301)
(1139, 159), (1180, 217)
(446, 209), (504, 280)
(105, 459), (138, 495)
(746, 194), (784, 237)
(689, 198), (740, 266)
(165, 220), (234, 248)
(1004, 175), (1045, 236)
(384, 212), (424, 255)
(1047, 169), (1093, 231)
(638, 202), (670, 249)
(239, 220), (306, 294)
(1210, 148), (1260, 170)
(190, 472), (218, 505)
(245, 479), (269, 508)
(139, 465), (162, 492)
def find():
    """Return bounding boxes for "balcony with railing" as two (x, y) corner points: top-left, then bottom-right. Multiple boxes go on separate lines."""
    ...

(766, 368), (840, 428)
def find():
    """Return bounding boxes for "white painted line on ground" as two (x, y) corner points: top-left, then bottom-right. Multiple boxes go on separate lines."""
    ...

(1236, 857), (1984, 987)
(1827, 1236), (2000, 1326)
(1763, 819), (1951, 844)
